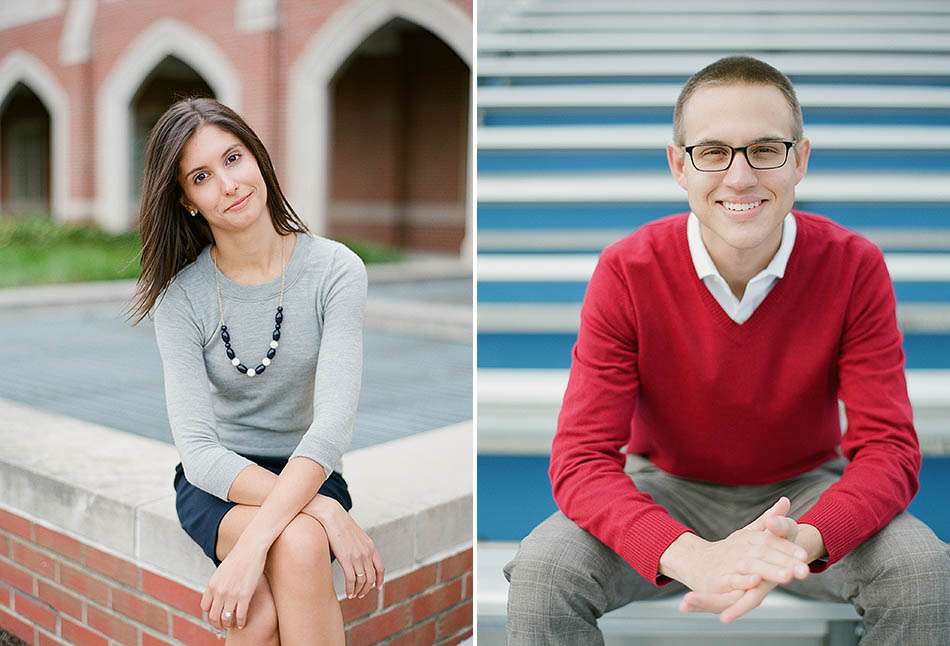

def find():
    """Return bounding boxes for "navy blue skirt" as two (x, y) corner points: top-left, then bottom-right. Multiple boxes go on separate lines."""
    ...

(173, 454), (352, 566)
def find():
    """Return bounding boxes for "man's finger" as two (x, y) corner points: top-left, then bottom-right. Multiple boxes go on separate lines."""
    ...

(720, 585), (771, 623)
(682, 590), (743, 613)
(728, 573), (762, 590)
(765, 515), (799, 542)
(748, 497), (790, 531)
(752, 529), (808, 561)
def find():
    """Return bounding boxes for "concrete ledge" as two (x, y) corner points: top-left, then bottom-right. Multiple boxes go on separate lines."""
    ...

(0, 397), (472, 592)
(477, 542), (860, 646)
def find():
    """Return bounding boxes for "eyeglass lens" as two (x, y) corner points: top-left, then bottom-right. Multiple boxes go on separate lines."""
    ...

(691, 142), (790, 171)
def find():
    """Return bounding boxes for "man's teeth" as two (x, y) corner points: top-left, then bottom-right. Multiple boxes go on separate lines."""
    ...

(722, 200), (762, 212)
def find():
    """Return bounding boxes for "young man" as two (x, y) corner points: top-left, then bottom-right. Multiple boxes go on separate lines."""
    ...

(504, 56), (950, 645)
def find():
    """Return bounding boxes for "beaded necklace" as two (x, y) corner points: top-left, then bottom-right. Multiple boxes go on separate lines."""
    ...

(211, 235), (286, 377)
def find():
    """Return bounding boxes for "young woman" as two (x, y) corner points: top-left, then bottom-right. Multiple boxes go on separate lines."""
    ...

(130, 97), (383, 645)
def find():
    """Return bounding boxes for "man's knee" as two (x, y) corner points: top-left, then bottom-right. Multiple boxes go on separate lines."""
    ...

(505, 512), (615, 617)
(857, 515), (950, 611)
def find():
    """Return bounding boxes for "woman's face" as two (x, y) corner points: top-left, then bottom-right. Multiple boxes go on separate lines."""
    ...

(177, 124), (269, 233)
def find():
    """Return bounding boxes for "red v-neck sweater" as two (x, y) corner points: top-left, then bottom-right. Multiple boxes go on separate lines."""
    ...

(550, 211), (920, 585)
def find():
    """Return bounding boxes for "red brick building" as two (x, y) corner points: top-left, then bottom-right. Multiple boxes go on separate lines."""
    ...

(0, 0), (472, 254)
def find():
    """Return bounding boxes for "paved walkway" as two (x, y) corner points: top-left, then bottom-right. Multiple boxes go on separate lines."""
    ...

(2, 297), (471, 451)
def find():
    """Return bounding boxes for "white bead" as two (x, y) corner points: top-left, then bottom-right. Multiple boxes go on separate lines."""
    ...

(231, 357), (240, 366)
(247, 368), (256, 376)
(262, 357), (271, 366)
(270, 340), (279, 349)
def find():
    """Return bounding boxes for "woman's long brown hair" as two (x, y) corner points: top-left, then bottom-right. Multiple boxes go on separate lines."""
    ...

(127, 97), (310, 324)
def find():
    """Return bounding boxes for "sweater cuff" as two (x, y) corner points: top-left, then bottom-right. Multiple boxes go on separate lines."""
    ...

(289, 438), (336, 484)
(618, 509), (694, 586)
(797, 497), (862, 568)
(204, 451), (255, 502)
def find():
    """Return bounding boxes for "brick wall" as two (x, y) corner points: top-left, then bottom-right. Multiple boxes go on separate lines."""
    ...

(0, 509), (472, 646)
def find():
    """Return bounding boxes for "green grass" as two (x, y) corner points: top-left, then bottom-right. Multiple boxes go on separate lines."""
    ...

(0, 216), (404, 289)
(0, 216), (141, 288)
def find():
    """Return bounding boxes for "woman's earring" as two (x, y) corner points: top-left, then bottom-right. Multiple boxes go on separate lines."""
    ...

(189, 208), (197, 217)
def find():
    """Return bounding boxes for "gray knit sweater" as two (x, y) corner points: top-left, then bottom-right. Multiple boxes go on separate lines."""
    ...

(152, 232), (366, 501)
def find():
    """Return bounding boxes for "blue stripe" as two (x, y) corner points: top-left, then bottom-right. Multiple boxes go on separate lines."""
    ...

(476, 203), (950, 231)
(482, 108), (950, 127)
(478, 149), (950, 174)
(477, 333), (950, 369)
(479, 75), (950, 87)
(477, 281), (950, 303)
(476, 454), (950, 542)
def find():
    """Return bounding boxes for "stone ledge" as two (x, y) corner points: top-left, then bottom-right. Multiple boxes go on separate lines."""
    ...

(0, 398), (472, 591)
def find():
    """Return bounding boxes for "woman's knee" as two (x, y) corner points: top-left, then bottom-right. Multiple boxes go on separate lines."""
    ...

(269, 514), (332, 573)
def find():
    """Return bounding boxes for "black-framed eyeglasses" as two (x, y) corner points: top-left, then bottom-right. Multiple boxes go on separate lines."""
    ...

(684, 140), (796, 172)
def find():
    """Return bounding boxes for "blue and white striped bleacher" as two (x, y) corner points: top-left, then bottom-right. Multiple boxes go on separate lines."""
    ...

(476, 1), (950, 644)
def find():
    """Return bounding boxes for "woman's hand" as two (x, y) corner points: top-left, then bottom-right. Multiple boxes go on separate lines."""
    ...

(201, 539), (268, 631)
(306, 495), (385, 600)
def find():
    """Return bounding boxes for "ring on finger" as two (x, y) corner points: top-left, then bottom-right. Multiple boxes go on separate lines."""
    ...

(356, 572), (366, 578)
(221, 610), (233, 622)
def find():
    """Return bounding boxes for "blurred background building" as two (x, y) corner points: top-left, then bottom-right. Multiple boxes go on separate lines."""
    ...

(0, 0), (472, 255)
(476, 1), (950, 643)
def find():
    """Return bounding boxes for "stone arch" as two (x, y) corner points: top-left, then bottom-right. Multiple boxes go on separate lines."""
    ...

(0, 50), (69, 221)
(96, 19), (241, 232)
(287, 0), (472, 256)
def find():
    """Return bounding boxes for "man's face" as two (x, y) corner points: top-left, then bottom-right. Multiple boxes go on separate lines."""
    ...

(667, 83), (810, 258)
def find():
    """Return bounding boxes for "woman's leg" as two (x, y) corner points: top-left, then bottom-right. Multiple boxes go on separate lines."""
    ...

(266, 514), (344, 646)
(216, 506), (280, 645)
(216, 505), (344, 646)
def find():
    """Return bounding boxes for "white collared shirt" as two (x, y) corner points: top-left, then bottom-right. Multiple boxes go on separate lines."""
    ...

(686, 212), (797, 324)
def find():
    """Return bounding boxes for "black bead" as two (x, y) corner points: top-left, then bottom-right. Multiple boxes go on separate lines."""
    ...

(236, 364), (248, 374)
(275, 323), (281, 331)
(266, 348), (276, 359)
(277, 306), (283, 312)
(273, 329), (281, 341)
(224, 342), (231, 349)
(276, 311), (283, 324)
(255, 364), (266, 374)
(221, 325), (228, 331)
(226, 347), (235, 360)
(221, 330), (230, 343)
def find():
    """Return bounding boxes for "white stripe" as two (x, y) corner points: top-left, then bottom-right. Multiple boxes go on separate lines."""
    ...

(478, 53), (950, 77)
(478, 32), (950, 53)
(477, 125), (950, 149)
(494, 14), (950, 32)
(477, 229), (950, 252)
(477, 253), (950, 281)
(477, 369), (950, 404)
(477, 303), (950, 333)
(477, 173), (950, 202)
(477, 83), (950, 108)
(513, 1), (950, 14)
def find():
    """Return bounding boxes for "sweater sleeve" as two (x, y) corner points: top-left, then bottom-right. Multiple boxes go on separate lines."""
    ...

(288, 244), (367, 479)
(550, 248), (694, 586)
(798, 243), (921, 570)
(152, 282), (254, 501)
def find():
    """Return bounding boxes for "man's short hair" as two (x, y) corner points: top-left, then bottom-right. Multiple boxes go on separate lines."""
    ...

(672, 56), (804, 146)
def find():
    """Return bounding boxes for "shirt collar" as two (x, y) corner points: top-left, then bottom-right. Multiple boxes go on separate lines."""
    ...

(687, 211), (797, 282)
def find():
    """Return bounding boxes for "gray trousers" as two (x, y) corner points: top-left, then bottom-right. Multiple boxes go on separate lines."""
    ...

(504, 455), (950, 645)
